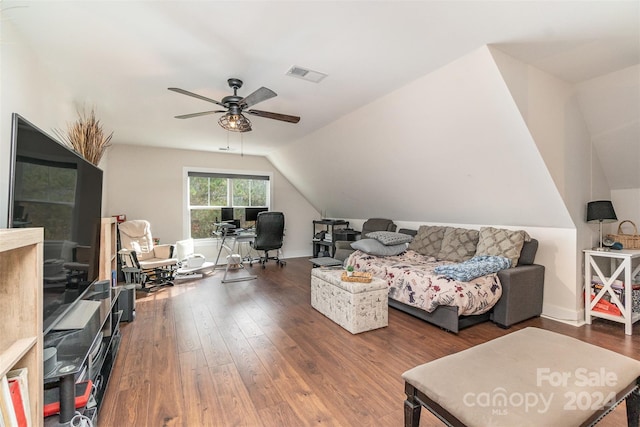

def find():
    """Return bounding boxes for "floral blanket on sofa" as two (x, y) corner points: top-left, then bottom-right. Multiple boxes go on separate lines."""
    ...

(346, 250), (502, 316)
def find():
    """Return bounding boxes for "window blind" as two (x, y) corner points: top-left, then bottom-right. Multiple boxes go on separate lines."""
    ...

(188, 171), (269, 181)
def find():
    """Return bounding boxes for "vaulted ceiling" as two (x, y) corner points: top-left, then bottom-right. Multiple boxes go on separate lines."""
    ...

(3, 1), (639, 189)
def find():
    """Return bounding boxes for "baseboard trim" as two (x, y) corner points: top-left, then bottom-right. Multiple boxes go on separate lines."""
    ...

(541, 302), (582, 326)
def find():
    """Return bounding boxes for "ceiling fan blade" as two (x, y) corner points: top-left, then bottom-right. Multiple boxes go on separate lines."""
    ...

(246, 109), (300, 123)
(240, 87), (277, 109)
(174, 110), (225, 119)
(168, 87), (225, 107)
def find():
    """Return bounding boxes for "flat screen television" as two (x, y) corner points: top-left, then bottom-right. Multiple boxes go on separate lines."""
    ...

(7, 114), (104, 334)
(245, 207), (268, 222)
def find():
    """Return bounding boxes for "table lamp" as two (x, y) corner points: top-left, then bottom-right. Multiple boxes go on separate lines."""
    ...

(586, 200), (617, 251)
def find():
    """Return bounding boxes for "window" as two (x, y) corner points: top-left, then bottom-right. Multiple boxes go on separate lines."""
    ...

(187, 170), (271, 239)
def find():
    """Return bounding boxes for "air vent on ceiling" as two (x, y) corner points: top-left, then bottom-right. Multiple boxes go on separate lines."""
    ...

(286, 65), (328, 83)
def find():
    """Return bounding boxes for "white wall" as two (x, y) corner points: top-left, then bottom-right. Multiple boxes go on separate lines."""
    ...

(270, 46), (584, 322)
(575, 65), (640, 192)
(577, 65), (640, 240)
(104, 144), (318, 259)
(491, 47), (614, 322)
(611, 189), (640, 234)
(1, 22), (622, 324)
(0, 21), (318, 261)
(0, 21), (78, 226)
(270, 46), (570, 228)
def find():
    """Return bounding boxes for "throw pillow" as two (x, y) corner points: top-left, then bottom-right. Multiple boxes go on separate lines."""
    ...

(437, 227), (479, 262)
(351, 239), (407, 256)
(407, 225), (446, 258)
(475, 227), (531, 267)
(365, 231), (413, 246)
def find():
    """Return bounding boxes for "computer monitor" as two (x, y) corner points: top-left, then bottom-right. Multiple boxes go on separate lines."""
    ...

(245, 207), (268, 222)
(221, 207), (234, 222)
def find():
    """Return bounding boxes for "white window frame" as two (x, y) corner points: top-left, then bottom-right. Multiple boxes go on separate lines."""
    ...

(183, 166), (274, 240)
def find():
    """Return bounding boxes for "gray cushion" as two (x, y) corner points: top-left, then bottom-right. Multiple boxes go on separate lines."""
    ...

(365, 231), (413, 245)
(437, 227), (479, 262)
(351, 239), (407, 256)
(475, 227), (530, 267)
(407, 225), (446, 258)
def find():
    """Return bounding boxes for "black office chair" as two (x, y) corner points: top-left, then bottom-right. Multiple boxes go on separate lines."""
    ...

(250, 211), (286, 268)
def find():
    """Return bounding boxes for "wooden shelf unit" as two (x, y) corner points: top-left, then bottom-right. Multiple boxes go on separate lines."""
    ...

(0, 228), (44, 427)
(99, 217), (117, 285)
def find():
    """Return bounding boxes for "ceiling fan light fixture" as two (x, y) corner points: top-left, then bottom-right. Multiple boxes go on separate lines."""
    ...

(218, 113), (252, 132)
(170, 78), (299, 130)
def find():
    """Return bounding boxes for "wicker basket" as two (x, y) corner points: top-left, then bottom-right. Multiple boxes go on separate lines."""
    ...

(608, 220), (640, 249)
(341, 271), (373, 283)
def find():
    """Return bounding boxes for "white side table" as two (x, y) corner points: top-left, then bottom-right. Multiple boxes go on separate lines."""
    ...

(584, 249), (640, 335)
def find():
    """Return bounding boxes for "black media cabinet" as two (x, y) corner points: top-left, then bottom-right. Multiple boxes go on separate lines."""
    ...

(43, 280), (123, 425)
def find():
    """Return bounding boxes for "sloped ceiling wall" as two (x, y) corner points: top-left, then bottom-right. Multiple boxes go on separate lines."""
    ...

(576, 65), (640, 191)
(269, 46), (572, 229)
(489, 46), (609, 232)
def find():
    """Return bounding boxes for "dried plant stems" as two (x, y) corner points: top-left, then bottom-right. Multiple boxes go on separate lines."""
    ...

(54, 107), (113, 166)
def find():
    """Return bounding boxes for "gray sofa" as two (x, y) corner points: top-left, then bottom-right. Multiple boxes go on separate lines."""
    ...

(346, 226), (545, 333)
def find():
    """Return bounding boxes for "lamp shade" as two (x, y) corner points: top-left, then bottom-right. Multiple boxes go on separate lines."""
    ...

(586, 200), (617, 223)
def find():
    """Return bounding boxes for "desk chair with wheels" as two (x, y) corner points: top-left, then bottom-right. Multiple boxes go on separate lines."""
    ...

(250, 211), (286, 268)
(118, 220), (178, 292)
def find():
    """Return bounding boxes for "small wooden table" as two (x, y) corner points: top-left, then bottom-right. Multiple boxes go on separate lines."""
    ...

(403, 327), (640, 427)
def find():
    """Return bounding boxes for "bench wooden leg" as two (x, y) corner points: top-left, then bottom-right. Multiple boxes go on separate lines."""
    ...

(404, 382), (421, 427)
(628, 386), (640, 427)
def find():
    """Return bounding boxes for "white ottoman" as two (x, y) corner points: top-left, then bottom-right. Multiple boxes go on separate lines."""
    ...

(310, 268), (388, 334)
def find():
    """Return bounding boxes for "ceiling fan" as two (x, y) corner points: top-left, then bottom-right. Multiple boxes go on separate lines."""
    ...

(168, 78), (300, 132)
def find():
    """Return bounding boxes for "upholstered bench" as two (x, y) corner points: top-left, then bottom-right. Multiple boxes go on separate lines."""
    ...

(310, 268), (388, 334)
(403, 327), (640, 427)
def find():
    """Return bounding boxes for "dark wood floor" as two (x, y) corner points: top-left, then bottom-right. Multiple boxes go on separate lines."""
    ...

(97, 257), (640, 426)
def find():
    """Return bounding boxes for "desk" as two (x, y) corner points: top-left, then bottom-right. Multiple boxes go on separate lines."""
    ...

(213, 224), (256, 283)
(234, 232), (257, 261)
